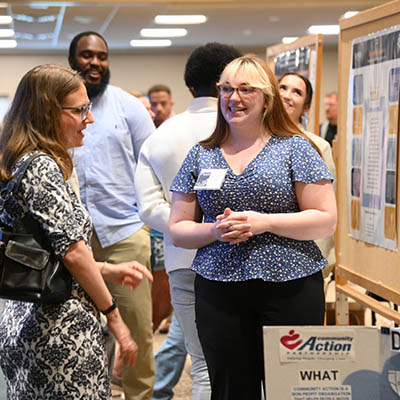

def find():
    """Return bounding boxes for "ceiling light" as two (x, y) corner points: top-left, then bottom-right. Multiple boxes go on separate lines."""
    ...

(37, 15), (57, 23)
(282, 37), (298, 44)
(29, 4), (48, 9)
(12, 14), (34, 23)
(307, 25), (340, 35)
(74, 16), (94, 24)
(130, 39), (172, 47)
(154, 15), (206, 25)
(37, 33), (53, 40)
(344, 11), (359, 19)
(0, 28), (13, 38)
(269, 16), (280, 23)
(0, 3), (8, 8)
(140, 28), (187, 38)
(0, 39), (17, 48)
(14, 32), (34, 40)
(0, 16), (12, 24)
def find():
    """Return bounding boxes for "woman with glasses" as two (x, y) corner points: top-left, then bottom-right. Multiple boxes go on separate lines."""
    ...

(168, 55), (337, 399)
(0, 64), (152, 399)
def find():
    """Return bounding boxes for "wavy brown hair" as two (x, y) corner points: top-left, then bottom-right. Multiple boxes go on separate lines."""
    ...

(200, 55), (320, 155)
(0, 64), (84, 181)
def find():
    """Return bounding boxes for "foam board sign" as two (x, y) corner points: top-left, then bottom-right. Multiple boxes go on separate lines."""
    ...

(263, 326), (400, 399)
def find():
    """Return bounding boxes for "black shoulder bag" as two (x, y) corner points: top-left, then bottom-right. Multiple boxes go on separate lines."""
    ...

(0, 153), (72, 304)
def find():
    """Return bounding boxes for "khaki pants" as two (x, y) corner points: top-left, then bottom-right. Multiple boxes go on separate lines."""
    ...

(92, 226), (154, 400)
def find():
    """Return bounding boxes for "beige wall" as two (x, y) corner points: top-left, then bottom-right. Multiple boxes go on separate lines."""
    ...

(0, 47), (338, 118)
(0, 52), (193, 114)
(320, 46), (339, 124)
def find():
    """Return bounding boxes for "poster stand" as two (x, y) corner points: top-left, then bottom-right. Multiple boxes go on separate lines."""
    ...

(335, 0), (400, 325)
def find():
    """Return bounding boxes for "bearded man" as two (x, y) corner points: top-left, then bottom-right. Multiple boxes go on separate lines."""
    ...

(68, 31), (156, 400)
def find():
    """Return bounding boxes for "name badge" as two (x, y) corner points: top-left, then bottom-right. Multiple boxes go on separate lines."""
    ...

(194, 168), (227, 190)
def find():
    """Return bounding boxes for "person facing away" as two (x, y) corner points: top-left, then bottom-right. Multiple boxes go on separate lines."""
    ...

(148, 84), (175, 128)
(131, 91), (173, 335)
(278, 72), (336, 276)
(0, 64), (152, 399)
(68, 31), (156, 400)
(320, 91), (338, 146)
(135, 42), (242, 400)
(168, 55), (337, 400)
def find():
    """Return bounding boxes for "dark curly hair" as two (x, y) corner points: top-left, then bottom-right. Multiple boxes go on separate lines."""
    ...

(184, 43), (241, 97)
(68, 31), (108, 62)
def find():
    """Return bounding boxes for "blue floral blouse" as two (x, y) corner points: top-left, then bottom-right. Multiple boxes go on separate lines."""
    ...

(170, 135), (333, 283)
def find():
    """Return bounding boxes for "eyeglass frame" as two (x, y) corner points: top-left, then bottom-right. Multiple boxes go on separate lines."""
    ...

(217, 83), (258, 99)
(61, 102), (92, 120)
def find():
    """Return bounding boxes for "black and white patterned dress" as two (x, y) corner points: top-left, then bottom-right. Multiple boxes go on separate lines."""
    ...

(0, 153), (111, 399)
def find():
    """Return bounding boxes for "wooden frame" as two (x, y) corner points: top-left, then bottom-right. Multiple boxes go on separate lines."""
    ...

(336, 0), (400, 325)
(266, 34), (323, 134)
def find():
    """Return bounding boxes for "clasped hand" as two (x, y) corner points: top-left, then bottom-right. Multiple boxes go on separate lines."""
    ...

(214, 208), (260, 245)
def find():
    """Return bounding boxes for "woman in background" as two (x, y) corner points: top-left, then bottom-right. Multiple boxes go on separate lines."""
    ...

(278, 72), (336, 274)
(0, 64), (152, 399)
(168, 55), (337, 399)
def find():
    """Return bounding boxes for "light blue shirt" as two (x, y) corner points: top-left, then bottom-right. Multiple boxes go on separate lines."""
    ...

(73, 85), (155, 247)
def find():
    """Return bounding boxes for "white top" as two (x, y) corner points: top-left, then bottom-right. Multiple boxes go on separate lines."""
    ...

(301, 127), (337, 270)
(134, 97), (218, 273)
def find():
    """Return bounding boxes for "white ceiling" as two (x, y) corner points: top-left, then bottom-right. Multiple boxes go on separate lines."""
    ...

(0, 0), (389, 53)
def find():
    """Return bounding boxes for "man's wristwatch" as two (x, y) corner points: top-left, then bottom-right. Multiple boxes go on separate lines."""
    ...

(101, 297), (118, 315)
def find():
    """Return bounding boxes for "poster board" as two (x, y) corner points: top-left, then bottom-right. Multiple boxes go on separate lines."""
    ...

(335, 0), (400, 325)
(266, 34), (323, 134)
(263, 326), (400, 400)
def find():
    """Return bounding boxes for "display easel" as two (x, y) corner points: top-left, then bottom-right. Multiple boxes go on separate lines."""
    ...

(266, 34), (323, 134)
(335, 0), (400, 325)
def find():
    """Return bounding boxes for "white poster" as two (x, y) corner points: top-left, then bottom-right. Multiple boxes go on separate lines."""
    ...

(347, 25), (400, 250)
(264, 326), (400, 400)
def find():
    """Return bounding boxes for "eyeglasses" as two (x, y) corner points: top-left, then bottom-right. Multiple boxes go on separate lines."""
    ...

(62, 102), (92, 120)
(218, 84), (258, 99)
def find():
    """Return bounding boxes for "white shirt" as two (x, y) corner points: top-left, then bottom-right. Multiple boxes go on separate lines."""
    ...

(134, 97), (218, 273)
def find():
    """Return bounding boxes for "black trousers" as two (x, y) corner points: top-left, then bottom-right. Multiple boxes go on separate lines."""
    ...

(195, 272), (325, 400)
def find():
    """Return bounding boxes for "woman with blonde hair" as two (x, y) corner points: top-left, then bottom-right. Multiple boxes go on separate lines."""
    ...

(0, 64), (152, 399)
(168, 55), (337, 399)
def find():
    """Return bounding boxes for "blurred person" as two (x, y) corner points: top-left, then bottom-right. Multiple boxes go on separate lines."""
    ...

(278, 72), (336, 275)
(131, 91), (155, 122)
(320, 91), (338, 146)
(168, 55), (337, 400)
(68, 32), (155, 400)
(0, 64), (152, 398)
(135, 43), (242, 400)
(131, 91), (172, 334)
(148, 84), (175, 128)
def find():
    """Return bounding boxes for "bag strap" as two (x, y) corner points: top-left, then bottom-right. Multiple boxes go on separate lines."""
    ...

(0, 153), (45, 212)
(0, 153), (51, 245)
(11, 153), (45, 198)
